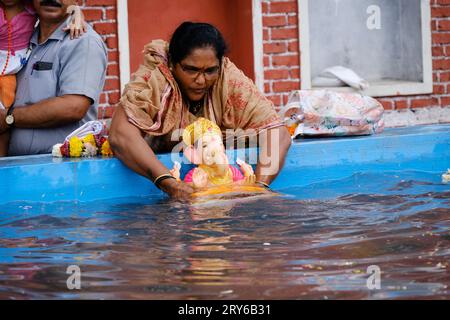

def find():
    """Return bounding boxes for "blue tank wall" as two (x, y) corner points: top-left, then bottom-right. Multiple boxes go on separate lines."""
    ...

(0, 124), (449, 204)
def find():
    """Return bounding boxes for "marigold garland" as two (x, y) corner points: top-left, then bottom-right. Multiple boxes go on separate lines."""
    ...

(53, 134), (113, 158)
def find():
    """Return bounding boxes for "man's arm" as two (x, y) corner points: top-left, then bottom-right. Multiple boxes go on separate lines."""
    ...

(255, 125), (292, 185)
(0, 95), (91, 133)
(7, 95), (90, 128)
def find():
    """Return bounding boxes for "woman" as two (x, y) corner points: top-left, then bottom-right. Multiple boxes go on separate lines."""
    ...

(109, 22), (291, 199)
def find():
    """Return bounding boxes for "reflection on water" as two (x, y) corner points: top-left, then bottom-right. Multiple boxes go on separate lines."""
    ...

(0, 171), (448, 299)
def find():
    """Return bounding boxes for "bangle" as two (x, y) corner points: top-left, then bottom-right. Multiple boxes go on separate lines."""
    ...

(256, 181), (270, 189)
(153, 173), (176, 189)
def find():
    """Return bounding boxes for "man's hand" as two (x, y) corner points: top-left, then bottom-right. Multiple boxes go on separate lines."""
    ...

(0, 108), (8, 134)
(159, 178), (194, 201)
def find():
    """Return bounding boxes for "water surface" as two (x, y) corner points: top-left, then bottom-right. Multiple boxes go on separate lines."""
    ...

(0, 171), (448, 299)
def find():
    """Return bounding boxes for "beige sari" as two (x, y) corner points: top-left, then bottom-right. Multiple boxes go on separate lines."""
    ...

(120, 40), (283, 152)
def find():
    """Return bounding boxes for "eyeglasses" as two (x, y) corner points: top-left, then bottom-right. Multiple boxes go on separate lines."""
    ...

(178, 63), (220, 80)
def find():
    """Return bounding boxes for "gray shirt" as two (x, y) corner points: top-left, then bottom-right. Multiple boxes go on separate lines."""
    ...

(8, 20), (107, 156)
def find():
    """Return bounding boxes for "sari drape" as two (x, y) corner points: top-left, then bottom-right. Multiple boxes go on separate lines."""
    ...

(120, 40), (283, 151)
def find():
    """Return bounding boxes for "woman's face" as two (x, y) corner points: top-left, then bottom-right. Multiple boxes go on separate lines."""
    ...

(172, 46), (220, 102)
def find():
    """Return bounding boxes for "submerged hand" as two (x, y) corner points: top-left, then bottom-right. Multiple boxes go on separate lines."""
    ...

(159, 178), (194, 200)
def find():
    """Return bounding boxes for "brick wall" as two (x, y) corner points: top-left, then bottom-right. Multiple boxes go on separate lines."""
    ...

(262, 0), (450, 113)
(80, 0), (120, 119)
(86, 0), (450, 120)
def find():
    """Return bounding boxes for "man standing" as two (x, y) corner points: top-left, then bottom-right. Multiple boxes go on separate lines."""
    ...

(0, 0), (107, 156)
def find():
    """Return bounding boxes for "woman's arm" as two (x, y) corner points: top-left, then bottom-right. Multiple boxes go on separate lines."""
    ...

(109, 105), (193, 199)
(255, 125), (291, 185)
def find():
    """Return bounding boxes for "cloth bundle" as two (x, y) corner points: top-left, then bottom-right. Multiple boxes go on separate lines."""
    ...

(52, 120), (113, 157)
(281, 90), (385, 138)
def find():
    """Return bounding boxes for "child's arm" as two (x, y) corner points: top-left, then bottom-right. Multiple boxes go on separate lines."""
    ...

(63, 5), (88, 39)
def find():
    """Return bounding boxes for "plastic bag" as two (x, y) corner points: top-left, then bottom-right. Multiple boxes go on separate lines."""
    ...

(281, 90), (385, 138)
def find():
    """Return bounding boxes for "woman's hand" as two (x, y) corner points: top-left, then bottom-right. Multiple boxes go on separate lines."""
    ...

(159, 178), (194, 200)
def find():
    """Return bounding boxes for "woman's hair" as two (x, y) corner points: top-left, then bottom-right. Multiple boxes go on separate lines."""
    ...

(169, 22), (228, 65)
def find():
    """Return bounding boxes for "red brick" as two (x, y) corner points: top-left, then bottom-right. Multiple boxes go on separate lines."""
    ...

(395, 100), (409, 110)
(287, 15), (297, 26)
(264, 69), (290, 80)
(263, 15), (287, 27)
(432, 33), (450, 44)
(288, 40), (299, 52)
(442, 96), (450, 106)
(432, 7), (450, 17)
(106, 36), (118, 49)
(103, 78), (120, 91)
(263, 42), (287, 54)
(264, 82), (270, 93)
(433, 46), (445, 56)
(272, 54), (299, 67)
(273, 80), (300, 92)
(289, 67), (300, 79)
(411, 98), (436, 108)
(106, 8), (117, 20)
(436, 0), (450, 4)
(271, 27), (298, 40)
(438, 20), (450, 31)
(108, 91), (121, 105)
(434, 84), (446, 94)
(99, 93), (107, 104)
(107, 63), (120, 77)
(85, 0), (116, 6)
(433, 58), (450, 70)
(270, 1), (297, 14)
(108, 51), (119, 63)
(378, 100), (393, 110)
(262, 2), (269, 14)
(263, 56), (270, 67)
(432, 20), (437, 32)
(442, 71), (450, 81)
(267, 95), (282, 106)
(82, 9), (103, 21)
(93, 22), (117, 35)
(263, 28), (270, 41)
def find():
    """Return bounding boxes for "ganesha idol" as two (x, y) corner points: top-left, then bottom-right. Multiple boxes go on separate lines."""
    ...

(169, 118), (268, 197)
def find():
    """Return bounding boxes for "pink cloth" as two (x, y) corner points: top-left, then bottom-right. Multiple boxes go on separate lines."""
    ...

(184, 165), (245, 183)
(0, 2), (36, 52)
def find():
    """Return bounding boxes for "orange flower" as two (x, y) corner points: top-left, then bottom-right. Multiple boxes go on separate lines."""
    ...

(101, 139), (113, 156)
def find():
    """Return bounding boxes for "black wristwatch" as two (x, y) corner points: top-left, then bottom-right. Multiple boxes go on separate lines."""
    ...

(5, 106), (15, 127)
